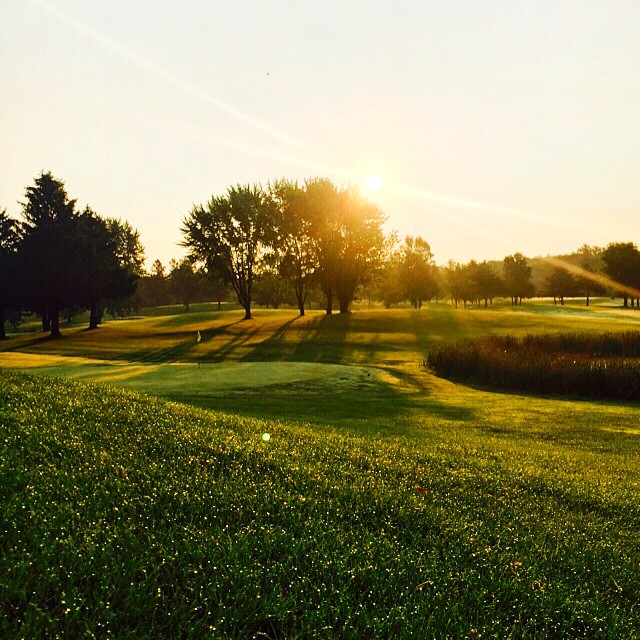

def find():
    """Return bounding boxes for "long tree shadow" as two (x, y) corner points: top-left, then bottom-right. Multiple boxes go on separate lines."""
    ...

(260, 312), (354, 364)
(240, 316), (301, 362)
(204, 324), (262, 362)
(0, 333), (62, 352)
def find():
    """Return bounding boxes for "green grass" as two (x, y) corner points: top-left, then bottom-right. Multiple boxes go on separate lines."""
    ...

(2, 371), (639, 638)
(2, 302), (640, 637)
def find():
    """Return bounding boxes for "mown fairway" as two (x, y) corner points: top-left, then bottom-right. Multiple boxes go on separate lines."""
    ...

(1, 302), (640, 638)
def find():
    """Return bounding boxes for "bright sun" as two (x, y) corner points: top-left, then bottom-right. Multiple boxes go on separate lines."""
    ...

(364, 174), (383, 191)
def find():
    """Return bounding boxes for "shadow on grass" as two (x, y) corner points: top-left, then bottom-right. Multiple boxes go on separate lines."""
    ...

(0, 334), (58, 352)
(238, 313), (352, 364)
(168, 361), (477, 438)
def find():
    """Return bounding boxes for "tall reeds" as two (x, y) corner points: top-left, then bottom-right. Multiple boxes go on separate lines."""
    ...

(426, 332), (640, 401)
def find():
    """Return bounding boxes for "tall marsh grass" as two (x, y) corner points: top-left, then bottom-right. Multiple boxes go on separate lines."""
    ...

(427, 332), (640, 401)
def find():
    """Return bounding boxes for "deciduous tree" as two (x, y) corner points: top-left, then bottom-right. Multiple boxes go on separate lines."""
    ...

(181, 184), (278, 320)
(270, 179), (316, 316)
(503, 253), (534, 305)
(601, 242), (640, 308)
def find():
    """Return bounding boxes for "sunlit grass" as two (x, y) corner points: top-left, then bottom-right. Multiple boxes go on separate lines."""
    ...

(4, 303), (640, 367)
(2, 303), (640, 636)
(1, 371), (639, 637)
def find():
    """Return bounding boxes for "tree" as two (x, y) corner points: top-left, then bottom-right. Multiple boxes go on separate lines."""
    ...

(19, 172), (78, 337)
(303, 179), (388, 314)
(270, 179), (316, 316)
(0, 208), (21, 339)
(253, 270), (293, 309)
(169, 259), (204, 311)
(468, 261), (503, 307)
(333, 187), (388, 313)
(374, 253), (405, 308)
(601, 242), (640, 308)
(303, 178), (343, 314)
(503, 253), (534, 305)
(181, 184), (278, 320)
(101, 218), (145, 319)
(446, 261), (465, 308)
(75, 208), (142, 329)
(545, 266), (576, 305)
(138, 259), (170, 308)
(575, 245), (604, 306)
(398, 236), (439, 308)
(204, 271), (230, 311)
(75, 208), (117, 329)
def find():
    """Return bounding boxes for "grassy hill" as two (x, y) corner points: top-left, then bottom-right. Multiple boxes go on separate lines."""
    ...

(1, 302), (640, 637)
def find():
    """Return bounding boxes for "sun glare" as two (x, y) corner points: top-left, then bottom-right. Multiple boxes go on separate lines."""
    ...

(364, 174), (383, 191)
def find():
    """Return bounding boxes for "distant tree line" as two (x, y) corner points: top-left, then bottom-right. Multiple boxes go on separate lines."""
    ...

(3, 172), (640, 338)
(144, 195), (640, 316)
(176, 178), (640, 316)
(0, 172), (144, 338)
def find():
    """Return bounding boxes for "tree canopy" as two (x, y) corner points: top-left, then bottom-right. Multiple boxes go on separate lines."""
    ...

(181, 184), (278, 320)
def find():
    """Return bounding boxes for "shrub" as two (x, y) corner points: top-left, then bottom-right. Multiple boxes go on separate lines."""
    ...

(426, 332), (640, 401)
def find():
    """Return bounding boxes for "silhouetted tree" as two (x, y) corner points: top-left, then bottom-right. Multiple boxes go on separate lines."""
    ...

(303, 178), (342, 314)
(101, 218), (145, 318)
(374, 253), (405, 308)
(270, 179), (316, 316)
(601, 242), (640, 308)
(181, 184), (278, 320)
(304, 181), (387, 314)
(138, 260), (170, 308)
(19, 172), (78, 337)
(169, 259), (204, 311)
(575, 245), (604, 306)
(503, 253), (534, 305)
(399, 236), (439, 308)
(75, 208), (142, 329)
(253, 271), (293, 309)
(446, 261), (465, 308)
(0, 208), (21, 339)
(204, 271), (230, 311)
(545, 266), (576, 305)
(468, 260), (503, 307)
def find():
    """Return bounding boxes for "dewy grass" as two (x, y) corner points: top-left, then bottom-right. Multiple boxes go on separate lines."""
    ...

(2, 305), (640, 637)
(1, 371), (640, 638)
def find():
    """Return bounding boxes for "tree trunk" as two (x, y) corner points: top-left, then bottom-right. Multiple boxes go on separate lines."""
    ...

(89, 302), (99, 330)
(50, 308), (61, 338)
(623, 294), (628, 307)
(325, 289), (333, 315)
(243, 304), (252, 320)
(586, 293), (590, 307)
(41, 309), (51, 332)
(0, 307), (6, 340)
(295, 283), (305, 317)
(338, 296), (350, 314)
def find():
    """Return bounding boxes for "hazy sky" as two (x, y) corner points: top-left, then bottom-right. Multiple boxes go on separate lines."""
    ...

(1, 0), (638, 267)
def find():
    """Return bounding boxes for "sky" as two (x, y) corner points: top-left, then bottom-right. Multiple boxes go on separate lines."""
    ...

(1, 0), (638, 268)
